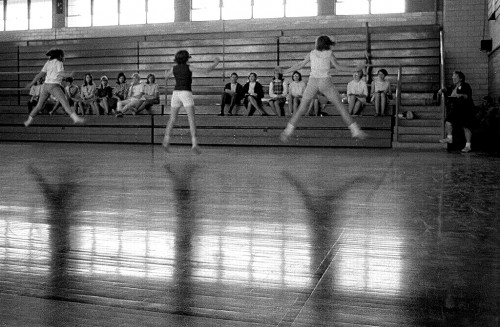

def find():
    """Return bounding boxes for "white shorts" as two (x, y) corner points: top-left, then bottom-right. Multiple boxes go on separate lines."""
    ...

(171, 90), (194, 108)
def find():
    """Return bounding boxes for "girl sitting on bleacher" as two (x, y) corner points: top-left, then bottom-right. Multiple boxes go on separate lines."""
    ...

(81, 73), (100, 115)
(134, 73), (160, 115)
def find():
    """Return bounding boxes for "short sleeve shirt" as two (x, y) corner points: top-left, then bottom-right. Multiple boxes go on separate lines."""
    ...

(42, 59), (64, 84)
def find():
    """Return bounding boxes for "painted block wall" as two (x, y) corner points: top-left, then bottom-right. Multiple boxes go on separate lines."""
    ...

(443, 0), (489, 104)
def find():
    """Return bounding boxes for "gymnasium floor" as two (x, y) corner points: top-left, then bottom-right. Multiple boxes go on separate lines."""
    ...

(0, 142), (499, 326)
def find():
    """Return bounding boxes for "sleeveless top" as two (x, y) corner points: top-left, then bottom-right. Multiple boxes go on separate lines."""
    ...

(173, 64), (192, 91)
(309, 50), (333, 78)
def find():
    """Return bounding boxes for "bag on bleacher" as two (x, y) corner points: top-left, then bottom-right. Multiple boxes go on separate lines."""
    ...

(398, 111), (414, 120)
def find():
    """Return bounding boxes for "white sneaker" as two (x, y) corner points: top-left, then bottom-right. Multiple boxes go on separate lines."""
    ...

(461, 146), (471, 153)
(73, 116), (85, 124)
(352, 129), (368, 140)
(439, 137), (452, 144)
(280, 130), (291, 143)
(24, 116), (33, 127)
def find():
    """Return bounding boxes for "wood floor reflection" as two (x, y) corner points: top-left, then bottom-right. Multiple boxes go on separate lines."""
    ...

(0, 143), (499, 326)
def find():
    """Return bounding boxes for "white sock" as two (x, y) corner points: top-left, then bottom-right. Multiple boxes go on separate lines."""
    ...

(70, 113), (80, 122)
(24, 116), (34, 126)
(465, 142), (471, 148)
(348, 122), (360, 134)
(447, 135), (453, 141)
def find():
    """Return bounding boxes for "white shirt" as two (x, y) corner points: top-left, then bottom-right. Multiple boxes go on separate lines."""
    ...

(310, 50), (333, 78)
(288, 80), (306, 97)
(41, 59), (64, 84)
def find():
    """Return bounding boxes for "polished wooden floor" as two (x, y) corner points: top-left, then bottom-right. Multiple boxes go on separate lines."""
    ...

(0, 142), (499, 326)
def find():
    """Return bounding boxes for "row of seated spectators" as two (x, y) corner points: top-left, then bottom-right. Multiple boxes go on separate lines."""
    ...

(27, 72), (160, 117)
(27, 68), (392, 118)
(220, 68), (392, 117)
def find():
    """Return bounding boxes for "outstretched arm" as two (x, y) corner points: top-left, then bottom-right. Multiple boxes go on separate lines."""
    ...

(26, 71), (46, 89)
(283, 54), (311, 75)
(330, 55), (366, 73)
(190, 57), (221, 74)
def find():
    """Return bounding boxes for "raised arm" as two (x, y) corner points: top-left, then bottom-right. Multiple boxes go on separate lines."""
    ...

(190, 57), (221, 74)
(283, 54), (311, 75)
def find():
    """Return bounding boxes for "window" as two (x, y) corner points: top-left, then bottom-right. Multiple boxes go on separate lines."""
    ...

(93, 0), (118, 26)
(67, 0), (91, 27)
(193, 0), (319, 21)
(120, 0), (146, 25)
(0, 0), (4, 31)
(222, 0), (251, 20)
(5, 0), (28, 30)
(336, 0), (405, 15)
(286, 0), (317, 17)
(30, 0), (52, 30)
(253, 0), (284, 19)
(67, 0), (173, 27)
(192, 0), (220, 22)
(147, 0), (174, 24)
(371, 0), (405, 14)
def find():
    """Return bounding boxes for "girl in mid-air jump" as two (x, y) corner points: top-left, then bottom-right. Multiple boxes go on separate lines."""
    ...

(25, 48), (84, 127)
(280, 35), (367, 142)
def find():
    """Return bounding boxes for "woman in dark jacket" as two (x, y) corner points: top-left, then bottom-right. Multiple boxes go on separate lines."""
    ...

(439, 71), (475, 152)
(243, 72), (267, 116)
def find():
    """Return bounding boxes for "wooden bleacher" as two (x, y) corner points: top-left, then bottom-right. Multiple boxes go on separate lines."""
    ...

(0, 114), (391, 148)
(0, 23), (442, 148)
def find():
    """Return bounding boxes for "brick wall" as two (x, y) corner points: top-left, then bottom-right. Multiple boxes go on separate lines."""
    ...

(443, 0), (489, 104)
(487, 0), (500, 100)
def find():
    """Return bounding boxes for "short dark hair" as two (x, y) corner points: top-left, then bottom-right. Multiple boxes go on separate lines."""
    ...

(378, 69), (388, 77)
(292, 71), (302, 81)
(175, 50), (191, 64)
(146, 73), (156, 84)
(453, 70), (465, 81)
(65, 77), (74, 83)
(45, 48), (64, 61)
(248, 72), (257, 80)
(230, 72), (238, 78)
(315, 35), (335, 51)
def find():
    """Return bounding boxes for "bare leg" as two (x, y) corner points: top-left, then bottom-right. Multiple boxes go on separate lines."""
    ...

(440, 121), (453, 143)
(184, 105), (200, 154)
(348, 96), (356, 115)
(293, 97), (301, 115)
(322, 84), (366, 139)
(248, 96), (267, 115)
(280, 93), (316, 142)
(287, 96), (293, 116)
(462, 127), (472, 152)
(380, 94), (387, 116)
(101, 99), (109, 115)
(163, 106), (181, 152)
(25, 90), (51, 126)
(91, 101), (100, 116)
(374, 93), (381, 116)
(353, 101), (362, 115)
